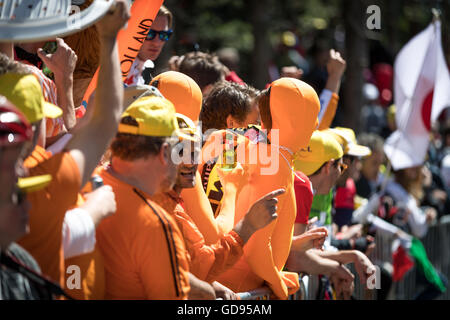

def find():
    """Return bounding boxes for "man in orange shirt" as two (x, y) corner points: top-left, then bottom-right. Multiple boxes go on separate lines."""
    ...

(0, 1), (130, 286)
(96, 95), (197, 299)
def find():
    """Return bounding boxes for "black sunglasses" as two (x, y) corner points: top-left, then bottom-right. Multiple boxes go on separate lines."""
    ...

(146, 29), (173, 41)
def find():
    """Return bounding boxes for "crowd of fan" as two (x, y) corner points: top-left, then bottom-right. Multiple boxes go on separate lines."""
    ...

(0, 1), (448, 300)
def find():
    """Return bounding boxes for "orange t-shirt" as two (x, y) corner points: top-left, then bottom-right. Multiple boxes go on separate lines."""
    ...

(64, 194), (105, 300)
(151, 191), (244, 283)
(19, 146), (81, 286)
(96, 167), (190, 300)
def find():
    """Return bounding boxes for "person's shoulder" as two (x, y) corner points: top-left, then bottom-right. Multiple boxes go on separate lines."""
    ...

(7, 242), (41, 273)
(28, 150), (81, 188)
(294, 171), (313, 192)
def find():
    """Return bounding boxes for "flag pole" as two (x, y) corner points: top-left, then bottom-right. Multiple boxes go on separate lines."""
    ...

(379, 9), (441, 194)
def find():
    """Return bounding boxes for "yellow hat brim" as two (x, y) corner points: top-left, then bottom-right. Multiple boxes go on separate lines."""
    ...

(293, 159), (324, 176)
(43, 102), (63, 119)
(176, 130), (198, 142)
(17, 174), (52, 193)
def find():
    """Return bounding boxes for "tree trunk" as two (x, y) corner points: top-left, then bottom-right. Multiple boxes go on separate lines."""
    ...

(342, 0), (368, 132)
(249, 0), (272, 90)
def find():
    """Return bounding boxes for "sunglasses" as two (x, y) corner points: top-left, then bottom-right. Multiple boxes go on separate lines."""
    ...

(146, 29), (173, 41)
(333, 160), (348, 172)
(343, 155), (360, 164)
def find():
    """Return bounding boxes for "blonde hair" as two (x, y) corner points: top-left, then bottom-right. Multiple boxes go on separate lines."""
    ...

(158, 5), (173, 29)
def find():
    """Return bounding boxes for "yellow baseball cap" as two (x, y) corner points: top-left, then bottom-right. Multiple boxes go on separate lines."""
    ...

(17, 174), (52, 193)
(293, 130), (343, 176)
(0, 73), (62, 123)
(118, 95), (196, 142)
(328, 127), (371, 157)
(176, 113), (201, 142)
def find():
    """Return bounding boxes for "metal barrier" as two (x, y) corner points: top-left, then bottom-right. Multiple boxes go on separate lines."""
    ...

(305, 219), (450, 300)
(236, 274), (309, 300)
(231, 219), (450, 300)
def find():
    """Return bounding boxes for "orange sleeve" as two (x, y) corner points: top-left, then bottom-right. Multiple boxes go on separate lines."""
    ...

(180, 172), (220, 244)
(318, 93), (339, 130)
(134, 210), (191, 300)
(181, 130), (244, 244)
(175, 207), (244, 282)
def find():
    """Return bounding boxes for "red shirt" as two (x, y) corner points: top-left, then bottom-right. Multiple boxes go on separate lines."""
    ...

(335, 178), (356, 210)
(294, 171), (313, 225)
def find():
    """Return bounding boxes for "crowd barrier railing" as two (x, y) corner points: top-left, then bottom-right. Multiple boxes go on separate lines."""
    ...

(222, 218), (450, 300)
(235, 273), (309, 300)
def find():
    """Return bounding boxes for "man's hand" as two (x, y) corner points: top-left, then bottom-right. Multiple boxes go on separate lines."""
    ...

(327, 49), (346, 79)
(325, 49), (346, 93)
(217, 162), (244, 190)
(280, 66), (303, 79)
(291, 227), (328, 252)
(352, 250), (376, 285)
(211, 281), (239, 300)
(96, 0), (131, 39)
(37, 38), (77, 130)
(37, 38), (77, 81)
(340, 224), (363, 240)
(330, 264), (354, 300)
(233, 189), (285, 243)
(306, 216), (319, 231)
(243, 188), (285, 231)
(81, 185), (116, 227)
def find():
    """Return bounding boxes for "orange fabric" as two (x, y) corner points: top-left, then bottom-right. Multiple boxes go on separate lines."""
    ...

(317, 93), (339, 130)
(64, 246), (105, 300)
(64, 193), (105, 300)
(150, 71), (203, 122)
(180, 130), (247, 244)
(82, 0), (164, 104)
(18, 146), (81, 286)
(216, 78), (320, 299)
(151, 191), (244, 282)
(96, 167), (190, 300)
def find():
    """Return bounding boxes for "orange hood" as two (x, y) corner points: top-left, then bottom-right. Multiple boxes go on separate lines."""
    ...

(150, 71), (202, 122)
(267, 78), (320, 152)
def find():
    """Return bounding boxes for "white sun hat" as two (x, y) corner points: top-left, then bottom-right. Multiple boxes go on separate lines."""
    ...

(0, 0), (116, 43)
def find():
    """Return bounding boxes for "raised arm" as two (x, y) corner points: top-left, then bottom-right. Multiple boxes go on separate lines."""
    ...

(64, 1), (130, 187)
(37, 38), (78, 132)
(317, 49), (346, 130)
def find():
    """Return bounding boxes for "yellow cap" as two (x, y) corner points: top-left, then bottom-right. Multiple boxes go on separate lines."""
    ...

(118, 96), (196, 142)
(17, 174), (52, 193)
(0, 73), (62, 123)
(293, 130), (343, 176)
(176, 113), (200, 142)
(329, 127), (371, 157)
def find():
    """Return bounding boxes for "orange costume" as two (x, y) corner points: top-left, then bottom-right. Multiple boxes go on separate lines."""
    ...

(19, 146), (81, 286)
(179, 93), (337, 246)
(96, 166), (190, 300)
(192, 78), (319, 299)
(151, 191), (244, 282)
